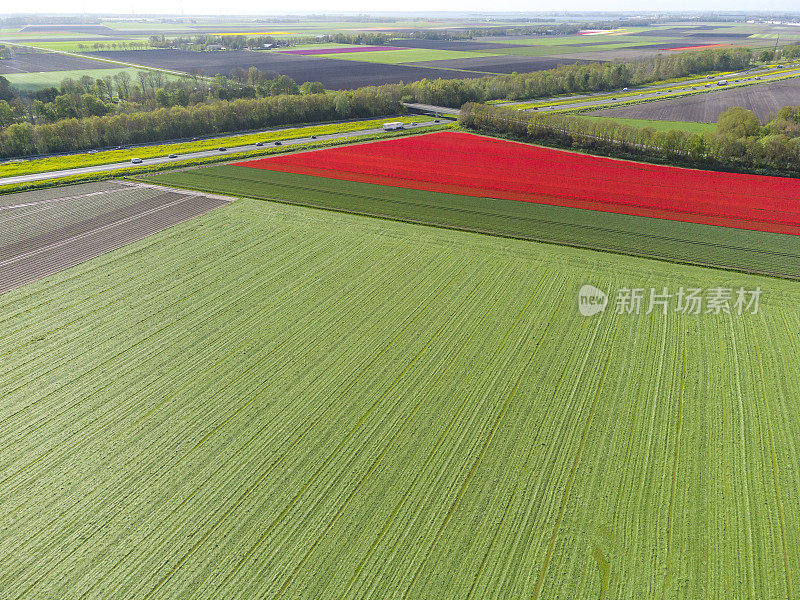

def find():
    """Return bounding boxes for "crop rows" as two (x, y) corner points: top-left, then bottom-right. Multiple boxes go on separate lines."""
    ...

(143, 165), (800, 279)
(233, 131), (800, 235)
(2, 198), (800, 598)
(0, 181), (230, 293)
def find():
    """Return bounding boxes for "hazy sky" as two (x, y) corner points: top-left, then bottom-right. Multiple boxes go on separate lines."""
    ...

(12, 2), (800, 16)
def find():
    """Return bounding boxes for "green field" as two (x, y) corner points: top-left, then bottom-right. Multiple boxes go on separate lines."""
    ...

(316, 48), (496, 64)
(141, 165), (800, 279)
(501, 34), (671, 46)
(17, 39), (152, 51)
(485, 41), (676, 57)
(2, 195), (800, 598)
(2, 67), (167, 91)
(575, 115), (718, 134)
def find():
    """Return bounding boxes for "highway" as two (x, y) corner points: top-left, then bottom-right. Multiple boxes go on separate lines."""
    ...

(0, 122), (441, 186)
(402, 102), (462, 116)
(499, 63), (800, 112)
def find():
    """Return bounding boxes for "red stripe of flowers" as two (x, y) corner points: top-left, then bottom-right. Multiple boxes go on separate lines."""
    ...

(233, 131), (800, 235)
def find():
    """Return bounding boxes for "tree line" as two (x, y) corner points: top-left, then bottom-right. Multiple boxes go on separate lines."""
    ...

(0, 45), (764, 128)
(407, 19), (655, 40)
(459, 102), (800, 176)
(401, 47), (755, 107)
(0, 86), (400, 157)
(0, 66), (328, 129)
(0, 46), (775, 158)
(149, 32), (393, 52)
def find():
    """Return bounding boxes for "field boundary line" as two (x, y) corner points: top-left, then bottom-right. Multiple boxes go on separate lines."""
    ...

(147, 172), (800, 282)
(118, 180), (238, 203)
(0, 228), (296, 435)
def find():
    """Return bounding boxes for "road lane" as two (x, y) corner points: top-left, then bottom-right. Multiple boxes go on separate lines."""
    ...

(0, 122), (440, 186)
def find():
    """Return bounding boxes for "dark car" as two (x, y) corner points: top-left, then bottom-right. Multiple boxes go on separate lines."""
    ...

(434, 119), (440, 123)
(218, 147), (227, 152)
(168, 154), (178, 158)
(274, 141), (282, 146)
(256, 142), (263, 147)
(311, 135), (317, 139)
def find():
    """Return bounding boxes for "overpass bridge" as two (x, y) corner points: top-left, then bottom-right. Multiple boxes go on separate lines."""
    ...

(402, 103), (461, 117)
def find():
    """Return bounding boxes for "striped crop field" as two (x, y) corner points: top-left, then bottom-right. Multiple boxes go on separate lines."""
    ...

(2, 197), (800, 599)
(142, 160), (800, 280)
(232, 131), (800, 236)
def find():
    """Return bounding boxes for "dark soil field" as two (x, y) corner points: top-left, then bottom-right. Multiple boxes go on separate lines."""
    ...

(590, 78), (800, 123)
(623, 42), (735, 51)
(385, 38), (520, 51)
(635, 25), (731, 36)
(687, 32), (753, 39)
(0, 50), (108, 74)
(0, 181), (231, 294)
(86, 49), (490, 88)
(553, 48), (665, 61)
(406, 55), (591, 74)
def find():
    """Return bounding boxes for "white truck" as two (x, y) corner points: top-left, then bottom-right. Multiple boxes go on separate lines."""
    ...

(382, 122), (405, 131)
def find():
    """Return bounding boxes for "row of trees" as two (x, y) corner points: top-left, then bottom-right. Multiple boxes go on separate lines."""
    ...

(0, 45), (765, 129)
(402, 47), (755, 106)
(149, 32), (394, 52)
(153, 19), (655, 49)
(0, 86), (401, 157)
(459, 102), (800, 175)
(405, 20), (656, 40)
(0, 46), (772, 158)
(0, 66), (329, 128)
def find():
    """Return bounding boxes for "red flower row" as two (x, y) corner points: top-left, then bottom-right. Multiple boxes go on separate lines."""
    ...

(235, 131), (800, 235)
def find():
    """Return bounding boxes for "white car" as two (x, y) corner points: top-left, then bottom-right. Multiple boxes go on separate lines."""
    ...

(130, 158), (142, 164)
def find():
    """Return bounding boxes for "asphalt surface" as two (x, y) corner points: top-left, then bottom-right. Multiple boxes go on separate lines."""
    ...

(588, 77), (800, 123)
(402, 103), (461, 115)
(0, 122), (441, 186)
(500, 64), (800, 113)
